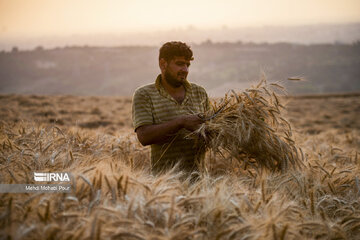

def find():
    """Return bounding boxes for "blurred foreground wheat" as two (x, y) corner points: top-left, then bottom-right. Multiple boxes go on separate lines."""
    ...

(1, 85), (360, 239)
(1, 118), (360, 239)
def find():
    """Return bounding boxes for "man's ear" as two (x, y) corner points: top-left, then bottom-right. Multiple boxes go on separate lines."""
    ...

(159, 58), (168, 71)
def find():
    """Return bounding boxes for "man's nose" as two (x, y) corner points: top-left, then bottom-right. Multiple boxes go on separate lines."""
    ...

(182, 65), (189, 72)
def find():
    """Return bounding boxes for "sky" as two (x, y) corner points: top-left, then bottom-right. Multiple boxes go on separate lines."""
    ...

(1, 0), (360, 38)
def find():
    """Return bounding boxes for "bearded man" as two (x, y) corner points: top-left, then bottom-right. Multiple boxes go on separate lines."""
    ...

(132, 41), (210, 174)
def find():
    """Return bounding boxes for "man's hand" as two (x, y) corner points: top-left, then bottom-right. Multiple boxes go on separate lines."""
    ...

(135, 114), (204, 146)
(180, 114), (204, 132)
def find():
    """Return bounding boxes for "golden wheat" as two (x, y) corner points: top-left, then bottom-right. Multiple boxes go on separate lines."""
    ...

(0, 92), (359, 239)
(193, 78), (302, 172)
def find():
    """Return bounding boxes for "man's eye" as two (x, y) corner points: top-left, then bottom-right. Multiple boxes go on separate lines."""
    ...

(176, 63), (190, 67)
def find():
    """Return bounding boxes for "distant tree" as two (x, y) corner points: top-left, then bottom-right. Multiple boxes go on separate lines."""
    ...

(11, 46), (18, 53)
(353, 40), (360, 47)
(35, 45), (44, 51)
(202, 39), (213, 46)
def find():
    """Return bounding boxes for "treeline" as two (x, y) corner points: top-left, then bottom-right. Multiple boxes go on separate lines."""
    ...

(1, 42), (359, 96)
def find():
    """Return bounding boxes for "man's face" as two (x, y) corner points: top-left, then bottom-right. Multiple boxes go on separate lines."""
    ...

(163, 56), (191, 88)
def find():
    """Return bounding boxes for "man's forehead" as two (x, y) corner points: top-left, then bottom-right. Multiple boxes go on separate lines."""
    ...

(172, 56), (191, 63)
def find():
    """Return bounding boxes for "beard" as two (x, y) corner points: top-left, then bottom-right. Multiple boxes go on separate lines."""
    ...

(164, 69), (185, 88)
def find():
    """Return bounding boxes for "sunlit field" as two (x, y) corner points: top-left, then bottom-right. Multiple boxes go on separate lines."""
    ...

(0, 91), (359, 239)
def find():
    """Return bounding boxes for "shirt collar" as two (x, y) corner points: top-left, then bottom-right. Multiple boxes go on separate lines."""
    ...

(155, 74), (192, 105)
(155, 74), (191, 92)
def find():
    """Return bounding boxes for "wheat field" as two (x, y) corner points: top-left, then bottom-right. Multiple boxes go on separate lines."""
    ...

(0, 91), (359, 239)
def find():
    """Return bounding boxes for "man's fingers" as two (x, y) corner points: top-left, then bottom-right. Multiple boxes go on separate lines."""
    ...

(197, 113), (205, 120)
(182, 114), (204, 131)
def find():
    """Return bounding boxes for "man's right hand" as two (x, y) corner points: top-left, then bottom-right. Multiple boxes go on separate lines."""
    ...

(135, 114), (204, 146)
(179, 114), (204, 132)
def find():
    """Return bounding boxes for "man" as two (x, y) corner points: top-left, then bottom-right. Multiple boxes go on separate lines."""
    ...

(132, 41), (210, 174)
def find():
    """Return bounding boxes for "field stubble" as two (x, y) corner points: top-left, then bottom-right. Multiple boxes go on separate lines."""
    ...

(0, 92), (359, 239)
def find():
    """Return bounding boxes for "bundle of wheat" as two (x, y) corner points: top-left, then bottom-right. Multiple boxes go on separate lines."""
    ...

(193, 78), (304, 172)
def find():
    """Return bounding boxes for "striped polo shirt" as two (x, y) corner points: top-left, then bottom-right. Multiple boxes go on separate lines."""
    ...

(132, 74), (210, 173)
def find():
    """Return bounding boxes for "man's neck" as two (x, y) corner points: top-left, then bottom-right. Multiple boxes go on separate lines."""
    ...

(161, 74), (184, 94)
(161, 74), (185, 103)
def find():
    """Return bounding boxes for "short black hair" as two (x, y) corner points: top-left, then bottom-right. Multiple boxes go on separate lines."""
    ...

(159, 41), (194, 62)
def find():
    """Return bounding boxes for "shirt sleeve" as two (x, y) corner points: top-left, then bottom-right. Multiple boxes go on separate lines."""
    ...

(132, 88), (154, 131)
(204, 91), (211, 112)
(197, 85), (211, 112)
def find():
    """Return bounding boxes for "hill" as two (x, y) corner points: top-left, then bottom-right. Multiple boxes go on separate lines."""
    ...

(1, 42), (360, 96)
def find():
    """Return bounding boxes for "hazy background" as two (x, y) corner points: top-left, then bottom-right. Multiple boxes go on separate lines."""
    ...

(1, 0), (360, 96)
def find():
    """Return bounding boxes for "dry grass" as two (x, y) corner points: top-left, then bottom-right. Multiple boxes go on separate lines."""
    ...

(0, 91), (359, 239)
(194, 78), (302, 172)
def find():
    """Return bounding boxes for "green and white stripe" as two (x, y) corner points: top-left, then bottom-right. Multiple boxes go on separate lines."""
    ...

(132, 74), (210, 173)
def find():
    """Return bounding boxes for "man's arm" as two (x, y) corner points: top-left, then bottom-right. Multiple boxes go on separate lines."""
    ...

(136, 114), (203, 146)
